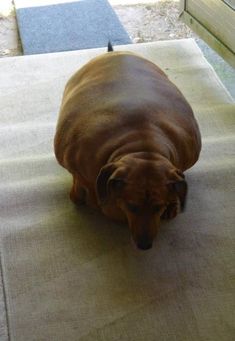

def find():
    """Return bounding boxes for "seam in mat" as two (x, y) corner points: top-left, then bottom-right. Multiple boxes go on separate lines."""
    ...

(0, 251), (12, 341)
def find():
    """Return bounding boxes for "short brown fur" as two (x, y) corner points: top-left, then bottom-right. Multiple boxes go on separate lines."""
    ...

(54, 50), (201, 250)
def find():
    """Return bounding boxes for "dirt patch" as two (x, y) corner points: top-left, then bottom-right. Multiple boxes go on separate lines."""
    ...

(114, 2), (194, 43)
(0, 0), (22, 57)
(0, 1), (194, 57)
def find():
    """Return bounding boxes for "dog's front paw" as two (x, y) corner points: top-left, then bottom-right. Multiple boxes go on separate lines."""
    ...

(161, 202), (179, 220)
(70, 186), (86, 205)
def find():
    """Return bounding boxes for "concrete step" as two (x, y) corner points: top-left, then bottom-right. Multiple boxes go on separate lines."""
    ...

(0, 39), (233, 160)
(0, 39), (233, 102)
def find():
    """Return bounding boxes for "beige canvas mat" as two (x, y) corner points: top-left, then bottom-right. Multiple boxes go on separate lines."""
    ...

(0, 39), (234, 340)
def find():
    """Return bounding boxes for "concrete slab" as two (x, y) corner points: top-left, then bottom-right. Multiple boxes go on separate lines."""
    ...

(196, 38), (235, 99)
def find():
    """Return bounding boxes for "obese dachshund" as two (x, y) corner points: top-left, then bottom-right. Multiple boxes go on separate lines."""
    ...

(54, 43), (201, 250)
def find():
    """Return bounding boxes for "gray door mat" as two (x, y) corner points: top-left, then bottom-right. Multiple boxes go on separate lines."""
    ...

(14, 0), (132, 55)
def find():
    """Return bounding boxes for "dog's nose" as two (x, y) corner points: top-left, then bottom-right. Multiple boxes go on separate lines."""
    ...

(137, 238), (152, 250)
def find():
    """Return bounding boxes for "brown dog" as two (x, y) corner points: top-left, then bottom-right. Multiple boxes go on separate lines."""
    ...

(54, 43), (201, 250)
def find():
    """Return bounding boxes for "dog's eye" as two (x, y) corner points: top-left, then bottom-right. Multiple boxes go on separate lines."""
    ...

(152, 205), (161, 213)
(127, 203), (140, 214)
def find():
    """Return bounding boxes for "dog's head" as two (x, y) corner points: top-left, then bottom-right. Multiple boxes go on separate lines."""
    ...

(96, 155), (187, 250)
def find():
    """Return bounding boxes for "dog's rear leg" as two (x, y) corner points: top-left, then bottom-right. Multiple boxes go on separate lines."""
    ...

(70, 175), (86, 205)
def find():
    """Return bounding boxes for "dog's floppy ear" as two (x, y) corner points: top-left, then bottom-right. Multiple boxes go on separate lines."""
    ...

(168, 170), (188, 211)
(172, 180), (188, 211)
(96, 163), (125, 204)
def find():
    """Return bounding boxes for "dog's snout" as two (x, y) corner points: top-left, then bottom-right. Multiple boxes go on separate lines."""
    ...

(137, 237), (152, 250)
